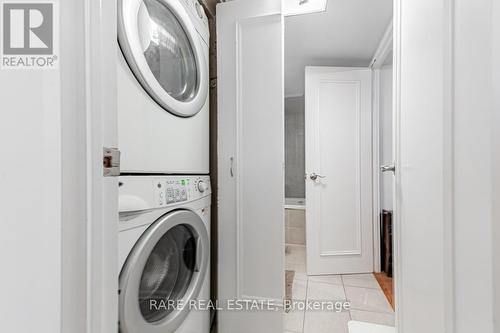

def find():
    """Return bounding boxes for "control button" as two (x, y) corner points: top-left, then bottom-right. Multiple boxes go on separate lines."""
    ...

(166, 187), (174, 203)
(197, 180), (208, 193)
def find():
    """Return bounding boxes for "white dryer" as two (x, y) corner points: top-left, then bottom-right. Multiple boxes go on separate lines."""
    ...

(118, 0), (210, 174)
(118, 175), (211, 333)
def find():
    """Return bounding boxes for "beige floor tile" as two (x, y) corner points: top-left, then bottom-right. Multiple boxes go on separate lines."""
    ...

(286, 245), (306, 265)
(285, 244), (307, 274)
(341, 274), (380, 289)
(288, 210), (306, 228)
(287, 226), (306, 245)
(284, 309), (305, 332)
(286, 262), (306, 274)
(291, 276), (307, 301)
(348, 321), (395, 333)
(345, 286), (393, 314)
(294, 271), (308, 282)
(307, 281), (346, 301)
(303, 310), (350, 333)
(350, 309), (395, 327)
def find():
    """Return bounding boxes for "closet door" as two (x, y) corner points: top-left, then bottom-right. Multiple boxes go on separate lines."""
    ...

(217, 0), (284, 332)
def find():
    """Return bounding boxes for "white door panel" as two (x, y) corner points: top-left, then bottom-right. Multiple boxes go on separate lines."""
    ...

(305, 67), (373, 275)
(217, 0), (284, 332)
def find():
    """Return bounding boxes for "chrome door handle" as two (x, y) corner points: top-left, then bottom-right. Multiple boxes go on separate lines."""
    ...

(309, 173), (326, 181)
(380, 164), (396, 173)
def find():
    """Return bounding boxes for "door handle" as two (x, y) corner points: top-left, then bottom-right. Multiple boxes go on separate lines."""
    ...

(309, 173), (326, 181)
(380, 164), (396, 173)
(230, 157), (234, 178)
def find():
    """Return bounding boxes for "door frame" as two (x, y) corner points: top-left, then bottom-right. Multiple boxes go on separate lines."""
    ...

(85, 0), (119, 332)
(370, 21), (393, 274)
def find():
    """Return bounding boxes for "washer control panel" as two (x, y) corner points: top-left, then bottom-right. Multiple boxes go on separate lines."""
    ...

(154, 176), (210, 207)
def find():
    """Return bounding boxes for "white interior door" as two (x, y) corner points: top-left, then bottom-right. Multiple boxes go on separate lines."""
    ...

(379, 64), (394, 213)
(217, 1), (284, 333)
(305, 67), (373, 275)
(88, 0), (119, 332)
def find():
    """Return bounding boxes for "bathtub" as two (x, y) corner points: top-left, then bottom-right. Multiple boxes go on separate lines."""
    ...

(284, 197), (306, 210)
(284, 198), (306, 245)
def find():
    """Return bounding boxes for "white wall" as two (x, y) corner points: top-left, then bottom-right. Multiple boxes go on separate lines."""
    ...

(379, 63), (393, 211)
(0, 1), (116, 332)
(0, 73), (62, 333)
(453, 0), (495, 331)
(0, 21), (63, 333)
(493, 0), (500, 330)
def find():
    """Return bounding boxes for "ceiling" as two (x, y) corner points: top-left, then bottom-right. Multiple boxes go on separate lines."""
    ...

(285, 0), (393, 97)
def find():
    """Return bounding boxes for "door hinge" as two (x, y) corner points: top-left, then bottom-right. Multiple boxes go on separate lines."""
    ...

(103, 147), (121, 177)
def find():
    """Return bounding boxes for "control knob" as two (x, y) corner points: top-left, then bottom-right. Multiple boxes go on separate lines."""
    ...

(197, 180), (208, 193)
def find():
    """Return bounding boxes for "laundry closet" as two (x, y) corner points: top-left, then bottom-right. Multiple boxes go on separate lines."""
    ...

(116, 0), (214, 332)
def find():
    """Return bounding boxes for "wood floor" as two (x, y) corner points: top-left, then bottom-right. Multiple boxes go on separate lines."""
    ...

(374, 272), (394, 310)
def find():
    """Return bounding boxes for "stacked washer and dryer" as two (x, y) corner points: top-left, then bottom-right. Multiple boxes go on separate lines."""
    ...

(116, 0), (211, 332)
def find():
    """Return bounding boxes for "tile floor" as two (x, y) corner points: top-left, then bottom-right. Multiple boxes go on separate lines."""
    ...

(284, 245), (395, 333)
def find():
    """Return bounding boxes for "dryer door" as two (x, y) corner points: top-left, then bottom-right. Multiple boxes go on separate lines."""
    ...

(118, 0), (209, 117)
(119, 210), (209, 333)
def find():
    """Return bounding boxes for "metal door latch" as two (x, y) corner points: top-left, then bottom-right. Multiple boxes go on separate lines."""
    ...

(103, 147), (121, 177)
(380, 164), (396, 173)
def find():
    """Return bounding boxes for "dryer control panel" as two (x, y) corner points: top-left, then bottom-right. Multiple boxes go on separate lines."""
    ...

(153, 176), (211, 207)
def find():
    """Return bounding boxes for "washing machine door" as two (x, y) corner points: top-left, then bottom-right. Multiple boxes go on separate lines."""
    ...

(119, 210), (209, 333)
(118, 0), (209, 117)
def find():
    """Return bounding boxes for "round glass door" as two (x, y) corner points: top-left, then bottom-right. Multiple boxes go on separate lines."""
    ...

(138, 0), (197, 102)
(118, 0), (209, 117)
(139, 224), (196, 322)
(119, 210), (209, 333)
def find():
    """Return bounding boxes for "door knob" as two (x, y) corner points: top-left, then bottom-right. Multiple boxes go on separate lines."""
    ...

(380, 164), (396, 173)
(309, 173), (326, 181)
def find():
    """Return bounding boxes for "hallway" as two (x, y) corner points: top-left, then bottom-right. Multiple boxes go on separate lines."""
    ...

(285, 245), (394, 333)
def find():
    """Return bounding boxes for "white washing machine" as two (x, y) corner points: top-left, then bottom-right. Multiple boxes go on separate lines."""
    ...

(118, 0), (210, 174)
(118, 175), (211, 333)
